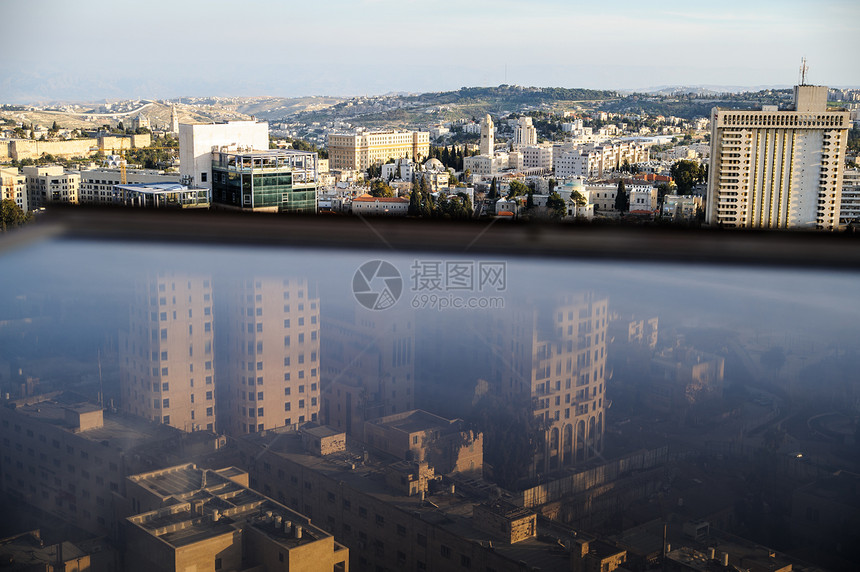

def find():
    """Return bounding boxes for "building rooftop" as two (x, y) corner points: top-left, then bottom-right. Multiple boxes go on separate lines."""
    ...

(128, 463), (334, 551)
(368, 409), (454, 435)
(250, 431), (576, 571)
(4, 391), (204, 462)
(353, 195), (409, 203)
(0, 530), (88, 570)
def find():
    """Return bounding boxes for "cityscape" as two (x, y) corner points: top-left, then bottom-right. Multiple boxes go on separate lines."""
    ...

(1, 1), (860, 572)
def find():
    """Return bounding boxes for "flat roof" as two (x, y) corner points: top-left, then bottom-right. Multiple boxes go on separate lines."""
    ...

(8, 392), (179, 451)
(368, 409), (453, 434)
(251, 431), (575, 572)
(128, 464), (331, 550)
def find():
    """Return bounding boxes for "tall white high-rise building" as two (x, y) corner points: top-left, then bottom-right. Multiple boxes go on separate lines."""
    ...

(706, 83), (850, 230)
(480, 114), (495, 157)
(513, 116), (538, 148)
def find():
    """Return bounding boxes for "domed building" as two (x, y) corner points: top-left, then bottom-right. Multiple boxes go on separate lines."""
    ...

(424, 158), (444, 171)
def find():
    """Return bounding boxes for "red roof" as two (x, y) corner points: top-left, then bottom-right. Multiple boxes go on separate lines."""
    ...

(353, 196), (409, 203)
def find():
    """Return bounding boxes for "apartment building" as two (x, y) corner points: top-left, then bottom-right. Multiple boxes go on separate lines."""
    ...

(327, 131), (430, 171)
(586, 182), (657, 214)
(489, 294), (609, 477)
(123, 463), (348, 572)
(0, 392), (219, 539)
(78, 168), (179, 205)
(555, 142), (649, 179)
(839, 168), (860, 227)
(521, 145), (553, 172)
(363, 409), (483, 478)
(22, 165), (80, 209)
(513, 116), (537, 148)
(0, 167), (27, 212)
(706, 84), (850, 230)
(238, 429), (592, 572)
(120, 273), (217, 432)
(217, 278), (321, 436)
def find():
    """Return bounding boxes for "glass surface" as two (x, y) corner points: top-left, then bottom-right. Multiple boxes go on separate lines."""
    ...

(0, 235), (858, 569)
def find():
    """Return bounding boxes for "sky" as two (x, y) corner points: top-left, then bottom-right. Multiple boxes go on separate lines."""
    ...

(2, 0), (858, 103)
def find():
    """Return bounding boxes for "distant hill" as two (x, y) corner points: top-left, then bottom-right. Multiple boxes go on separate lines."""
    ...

(291, 85), (618, 127)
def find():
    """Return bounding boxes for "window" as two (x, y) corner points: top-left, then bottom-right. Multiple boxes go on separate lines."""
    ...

(441, 545), (451, 558)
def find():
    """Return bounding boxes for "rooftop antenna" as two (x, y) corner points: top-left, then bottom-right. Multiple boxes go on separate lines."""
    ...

(799, 57), (808, 86)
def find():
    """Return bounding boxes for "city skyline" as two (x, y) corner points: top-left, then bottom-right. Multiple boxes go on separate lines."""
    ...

(2, 0), (858, 103)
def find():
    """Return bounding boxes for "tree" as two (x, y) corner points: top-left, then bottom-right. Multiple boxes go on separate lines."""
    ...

(571, 190), (587, 207)
(1, 200), (31, 232)
(408, 179), (421, 216)
(546, 191), (566, 219)
(526, 191), (535, 211)
(670, 159), (703, 195)
(369, 179), (394, 198)
(507, 179), (529, 198)
(548, 178), (557, 193)
(488, 178), (497, 200)
(614, 179), (629, 213)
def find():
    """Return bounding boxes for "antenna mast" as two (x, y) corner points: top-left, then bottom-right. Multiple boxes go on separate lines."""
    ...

(799, 57), (808, 86)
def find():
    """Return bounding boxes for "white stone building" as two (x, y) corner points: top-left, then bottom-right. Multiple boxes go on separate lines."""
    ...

(178, 120), (269, 191)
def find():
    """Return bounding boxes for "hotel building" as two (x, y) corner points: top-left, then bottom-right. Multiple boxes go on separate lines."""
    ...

(327, 131), (430, 171)
(706, 84), (850, 230)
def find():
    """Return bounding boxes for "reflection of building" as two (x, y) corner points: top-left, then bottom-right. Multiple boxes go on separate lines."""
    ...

(218, 278), (321, 435)
(648, 346), (725, 412)
(211, 149), (318, 213)
(364, 409), (483, 477)
(706, 84), (850, 230)
(491, 294), (609, 477)
(120, 273), (216, 432)
(0, 392), (219, 538)
(321, 311), (414, 437)
(571, 537), (627, 572)
(327, 131), (430, 171)
(791, 471), (860, 569)
(609, 315), (659, 349)
(0, 529), (95, 571)
(240, 428), (586, 572)
(123, 463), (348, 572)
(839, 168), (860, 227)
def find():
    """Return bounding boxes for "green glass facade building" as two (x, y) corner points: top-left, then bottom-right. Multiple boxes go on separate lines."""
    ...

(211, 149), (318, 213)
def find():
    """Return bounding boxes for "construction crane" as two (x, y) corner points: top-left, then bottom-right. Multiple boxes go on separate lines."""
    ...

(109, 144), (178, 185)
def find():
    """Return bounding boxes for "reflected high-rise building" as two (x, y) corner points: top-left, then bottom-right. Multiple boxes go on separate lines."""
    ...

(490, 293), (609, 477)
(217, 277), (321, 435)
(119, 273), (216, 431)
(321, 308), (415, 437)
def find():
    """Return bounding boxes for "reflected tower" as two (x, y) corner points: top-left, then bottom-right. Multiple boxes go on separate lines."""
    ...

(490, 293), (609, 478)
(119, 273), (216, 431)
(321, 307), (415, 437)
(217, 277), (320, 435)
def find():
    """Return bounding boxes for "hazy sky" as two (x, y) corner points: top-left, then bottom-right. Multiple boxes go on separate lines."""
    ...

(2, 0), (858, 102)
